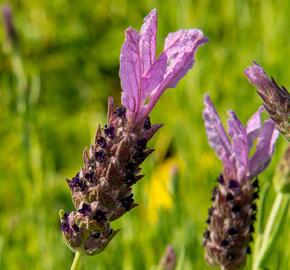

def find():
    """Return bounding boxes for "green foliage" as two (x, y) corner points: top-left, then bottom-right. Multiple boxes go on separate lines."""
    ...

(0, 0), (289, 269)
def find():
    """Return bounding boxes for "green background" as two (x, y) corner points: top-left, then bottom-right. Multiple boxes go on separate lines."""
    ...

(0, 0), (289, 269)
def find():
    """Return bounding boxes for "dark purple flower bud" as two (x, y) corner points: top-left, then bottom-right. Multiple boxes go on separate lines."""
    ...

(120, 194), (134, 211)
(232, 204), (241, 213)
(95, 151), (105, 162)
(251, 203), (257, 211)
(104, 124), (115, 138)
(228, 179), (239, 189)
(97, 137), (106, 148)
(226, 193), (234, 201)
(72, 224), (80, 232)
(143, 116), (151, 130)
(203, 230), (210, 240)
(61, 221), (70, 233)
(252, 191), (259, 200)
(124, 173), (136, 186)
(136, 138), (147, 151)
(125, 162), (137, 173)
(78, 203), (91, 215)
(115, 106), (126, 117)
(221, 239), (229, 247)
(228, 227), (238, 235)
(67, 173), (86, 191)
(94, 210), (107, 222)
(84, 171), (95, 182)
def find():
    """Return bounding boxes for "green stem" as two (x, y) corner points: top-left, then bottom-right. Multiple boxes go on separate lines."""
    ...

(253, 193), (289, 270)
(70, 251), (82, 270)
(253, 183), (270, 262)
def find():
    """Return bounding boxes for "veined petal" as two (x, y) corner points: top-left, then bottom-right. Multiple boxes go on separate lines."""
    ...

(227, 111), (248, 181)
(163, 29), (208, 88)
(246, 106), (264, 149)
(120, 27), (141, 114)
(203, 96), (234, 175)
(143, 29), (208, 117)
(249, 120), (279, 178)
(141, 54), (167, 100)
(120, 9), (207, 124)
(140, 9), (157, 73)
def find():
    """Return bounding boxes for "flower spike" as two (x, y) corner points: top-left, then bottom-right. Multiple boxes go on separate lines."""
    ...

(60, 9), (207, 256)
(244, 62), (290, 141)
(202, 95), (279, 270)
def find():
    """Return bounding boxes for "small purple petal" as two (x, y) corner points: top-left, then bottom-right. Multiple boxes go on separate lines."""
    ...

(140, 9), (157, 73)
(246, 106), (264, 149)
(142, 29), (208, 118)
(163, 29), (208, 88)
(249, 120), (279, 178)
(120, 27), (141, 114)
(141, 53), (167, 100)
(227, 111), (248, 182)
(203, 96), (235, 176)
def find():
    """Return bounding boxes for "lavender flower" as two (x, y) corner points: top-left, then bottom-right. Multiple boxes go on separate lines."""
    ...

(244, 62), (290, 141)
(202, 95), (279, 270)
(60, 9), (207, 255)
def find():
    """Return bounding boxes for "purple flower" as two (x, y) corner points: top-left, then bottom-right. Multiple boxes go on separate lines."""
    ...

(203, 95), (279, 182)
(120, 9), (208, 124)
(244, 62), (289, 141)
(61, 9), (207, 256)
(202, 95), (279, 269)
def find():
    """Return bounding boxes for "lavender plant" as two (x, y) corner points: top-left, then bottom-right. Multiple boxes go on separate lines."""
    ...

(202, 95), (279, 270)
(244, 63), (289, 269)
(244, 62), (290, 141)
(59, 9), (207, 268)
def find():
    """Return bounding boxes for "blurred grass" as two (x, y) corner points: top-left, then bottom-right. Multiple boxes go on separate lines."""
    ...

(0, 0), (289, 269)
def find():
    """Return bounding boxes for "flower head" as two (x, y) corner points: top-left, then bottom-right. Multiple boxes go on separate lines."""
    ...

(244, 62), (290, 141)
(120, 9), (208, 125)
(60, 9), (207, 256)
(202, 95), (279, 270)
(203, 95), (279, 182)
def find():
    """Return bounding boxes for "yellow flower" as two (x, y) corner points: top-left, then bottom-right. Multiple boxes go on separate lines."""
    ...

(145, 157), (181, 224)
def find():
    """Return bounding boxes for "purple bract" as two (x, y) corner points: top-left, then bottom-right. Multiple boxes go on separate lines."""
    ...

(120, 9), (208, 124)
(203, 95), (279, 182)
